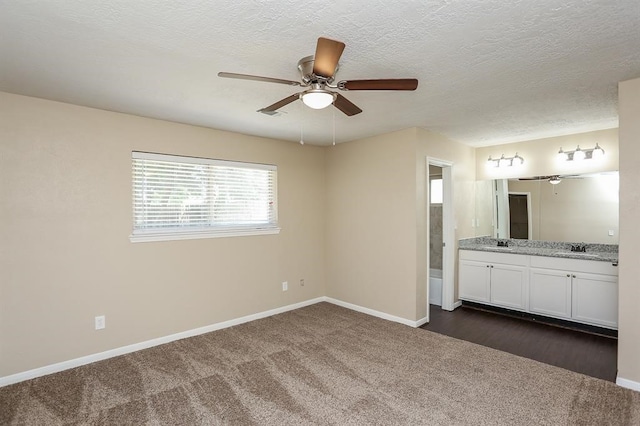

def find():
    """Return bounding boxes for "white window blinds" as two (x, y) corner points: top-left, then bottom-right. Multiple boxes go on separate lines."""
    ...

(131, 152), (278, 242)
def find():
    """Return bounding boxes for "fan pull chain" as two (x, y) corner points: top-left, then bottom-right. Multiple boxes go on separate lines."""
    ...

(332, 104), (336, 146)
(299, 100), (304, 145)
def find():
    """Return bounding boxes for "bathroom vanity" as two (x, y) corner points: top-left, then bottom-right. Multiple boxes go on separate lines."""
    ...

(458, 238), (619, 330)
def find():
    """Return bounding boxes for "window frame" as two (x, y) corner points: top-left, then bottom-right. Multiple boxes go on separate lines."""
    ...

(130, 151), (280, 243)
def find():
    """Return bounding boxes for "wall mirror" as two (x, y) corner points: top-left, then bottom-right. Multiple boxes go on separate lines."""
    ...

(475, 171), (619, 244)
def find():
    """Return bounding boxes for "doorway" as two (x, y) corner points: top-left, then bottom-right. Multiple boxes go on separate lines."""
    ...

(427, 158), (454, 316)
(508, 192), (532, 239)
(428, 165), (444, 307)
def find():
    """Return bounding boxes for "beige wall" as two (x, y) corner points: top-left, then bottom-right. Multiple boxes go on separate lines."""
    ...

(324, 128), (475, 322)
(618, 77), (640, 385)
(325, 128), (418, 320)
(0, 92), (326, 377)
(476, 128), (619, 181)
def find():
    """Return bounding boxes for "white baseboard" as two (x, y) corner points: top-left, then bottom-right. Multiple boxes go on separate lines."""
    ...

(0, 297), (325, 388)
(415, 316), (429, 327)
(616, 376), (640, 392)
(0, 296), (426, 387)
(440, 300), (462, 312)
(324, 297), (422, 328)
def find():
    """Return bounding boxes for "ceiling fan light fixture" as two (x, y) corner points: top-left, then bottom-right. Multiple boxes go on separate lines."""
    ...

(301, 90), (335, 109)
(549, 176), (561, 185)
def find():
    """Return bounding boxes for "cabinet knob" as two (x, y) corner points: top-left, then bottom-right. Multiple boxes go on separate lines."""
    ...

(566, 274), (570, 277)
(572, 274), (577, 278)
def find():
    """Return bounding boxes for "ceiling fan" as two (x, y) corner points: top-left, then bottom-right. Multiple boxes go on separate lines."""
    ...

(518, 175), (582, 185)
(218, 37), (418, 117)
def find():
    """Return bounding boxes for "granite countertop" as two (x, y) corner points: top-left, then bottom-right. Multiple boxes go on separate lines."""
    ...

(459, 237), (618, 263)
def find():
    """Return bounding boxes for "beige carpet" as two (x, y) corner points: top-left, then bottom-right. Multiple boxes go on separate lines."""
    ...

(1, 302), (639, 425)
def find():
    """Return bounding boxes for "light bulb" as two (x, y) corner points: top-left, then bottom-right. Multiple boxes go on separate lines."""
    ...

(573, 146), (585, 161)
(592, 143), (605, 160)
(498, 155), (510, 168)
(557, 148), (568, 162)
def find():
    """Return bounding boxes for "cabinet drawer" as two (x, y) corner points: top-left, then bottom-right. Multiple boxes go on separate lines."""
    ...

(530, 256), (618, 276)
(459, 250), (528, 266)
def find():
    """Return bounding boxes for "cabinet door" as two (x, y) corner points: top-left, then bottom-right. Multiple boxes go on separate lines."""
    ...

(529, 268), (572, 319)
(459, 260), (490, 302)
(572, 273), (618, 328)
(490, 264), (527, 311)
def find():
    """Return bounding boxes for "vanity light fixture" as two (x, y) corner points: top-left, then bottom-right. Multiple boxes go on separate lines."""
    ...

(557, 144), (605, 162)
(487, 153), (524, 168)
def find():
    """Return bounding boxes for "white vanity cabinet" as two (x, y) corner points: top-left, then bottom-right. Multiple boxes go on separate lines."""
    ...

(529, 256), (618, 329)
(459, 250), (528, 311)
(459, 249), (619, 330)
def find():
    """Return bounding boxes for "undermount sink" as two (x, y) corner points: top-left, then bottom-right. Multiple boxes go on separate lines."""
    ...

(554, 251), (601, 258)
(483, 246), (513, 251)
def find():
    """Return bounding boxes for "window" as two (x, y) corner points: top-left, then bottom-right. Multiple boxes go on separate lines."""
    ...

(430, 178), (443, 204)
(131, 152), (278, 242)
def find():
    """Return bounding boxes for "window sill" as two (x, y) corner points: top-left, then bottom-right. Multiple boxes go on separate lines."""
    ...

(130, 227), (281, 243)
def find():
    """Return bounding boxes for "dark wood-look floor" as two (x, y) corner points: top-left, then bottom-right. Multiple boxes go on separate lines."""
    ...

(421, 304), (617, 382)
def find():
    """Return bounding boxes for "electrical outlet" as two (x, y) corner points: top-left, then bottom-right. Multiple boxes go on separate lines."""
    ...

(282, 281), (288, 291)
(95, 315), (105, 330)
(300, 279), (305, 287)
(608, 230), (614, 236)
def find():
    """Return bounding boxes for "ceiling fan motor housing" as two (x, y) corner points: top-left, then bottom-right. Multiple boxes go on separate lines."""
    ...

(297, 55), (337, 84)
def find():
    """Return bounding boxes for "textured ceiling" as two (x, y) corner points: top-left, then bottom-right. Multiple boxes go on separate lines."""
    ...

(1, 1), (639, 147)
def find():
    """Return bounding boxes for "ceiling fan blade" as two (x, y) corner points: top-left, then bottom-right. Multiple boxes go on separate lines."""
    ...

(339, 79), (419, 91)
(334, 93), (362, 116)
(313, 37), (345, 78)
(518, 176), (555, 181)
(218, 72), (301, 86)
(257, 93), (300, 114)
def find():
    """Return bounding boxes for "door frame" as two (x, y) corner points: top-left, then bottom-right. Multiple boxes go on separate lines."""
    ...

(427, 157), (455, 312)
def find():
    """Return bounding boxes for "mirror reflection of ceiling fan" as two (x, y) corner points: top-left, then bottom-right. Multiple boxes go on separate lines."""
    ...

(218, 37), (419, 116)
(517, 175), (582, 185)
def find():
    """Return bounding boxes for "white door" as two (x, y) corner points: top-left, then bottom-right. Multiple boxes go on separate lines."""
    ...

(572, 273), (618, 328)
(459, 260), (490, 302)
(529, 268), (572, 319)
(490, 264), (527, 311)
